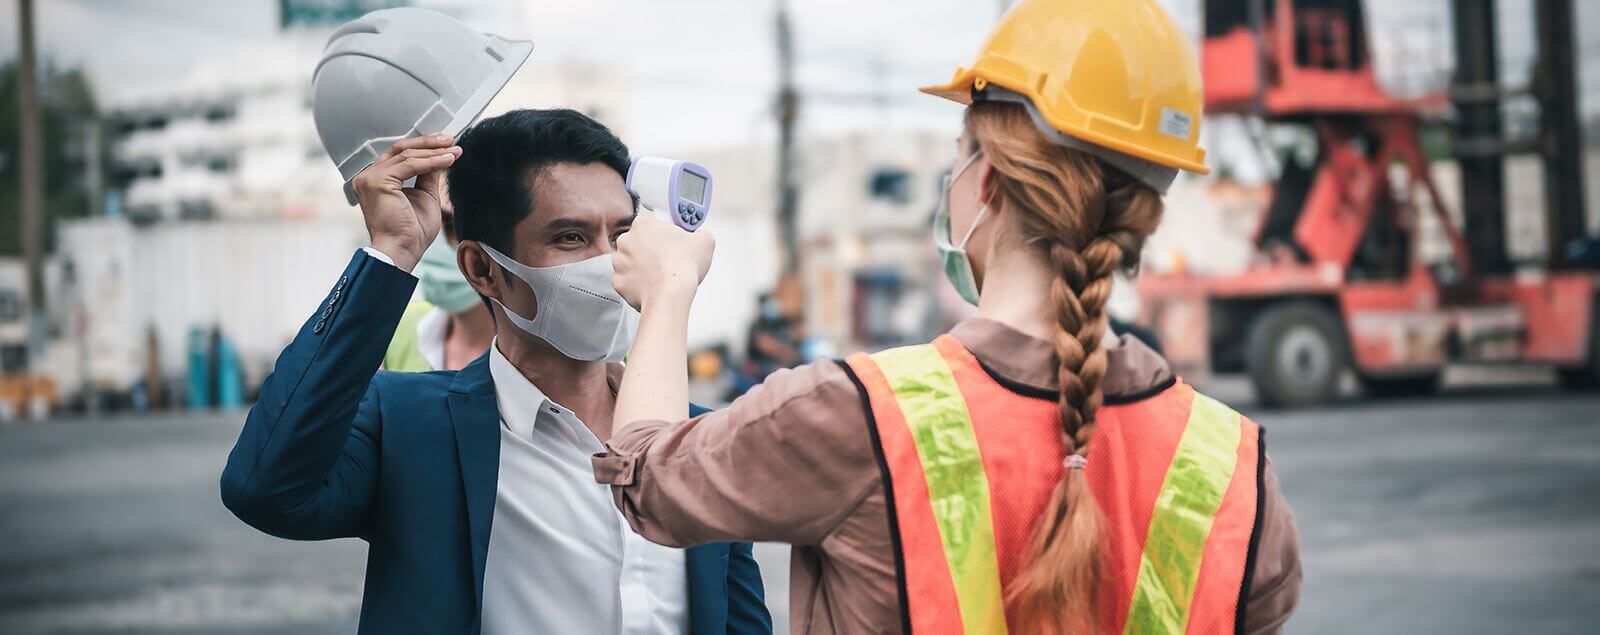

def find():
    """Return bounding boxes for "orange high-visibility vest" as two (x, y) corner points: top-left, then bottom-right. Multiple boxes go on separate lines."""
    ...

(843, 335), (1264, 634)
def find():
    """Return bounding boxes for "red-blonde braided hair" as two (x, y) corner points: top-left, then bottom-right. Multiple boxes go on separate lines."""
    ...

(965, 101), (1164, 633)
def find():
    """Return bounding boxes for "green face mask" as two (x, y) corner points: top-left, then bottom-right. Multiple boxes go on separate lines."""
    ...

(933, 152), (989, 305)
(416, 235), (480, 313)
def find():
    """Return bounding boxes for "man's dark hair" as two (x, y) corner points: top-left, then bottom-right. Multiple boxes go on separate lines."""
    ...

(449, 108), (633, 253)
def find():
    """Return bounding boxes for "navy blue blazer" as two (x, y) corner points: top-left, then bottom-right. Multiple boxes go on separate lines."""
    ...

(221, 250), (771, 634)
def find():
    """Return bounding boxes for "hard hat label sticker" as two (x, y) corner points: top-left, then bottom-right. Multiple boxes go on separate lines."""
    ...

(1159, 107), (1193, 140)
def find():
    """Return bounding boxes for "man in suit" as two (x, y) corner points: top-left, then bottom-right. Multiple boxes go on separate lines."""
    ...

(221, 108), (770, 634)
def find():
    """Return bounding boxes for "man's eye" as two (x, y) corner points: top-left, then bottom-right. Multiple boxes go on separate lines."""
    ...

(557, 233), (584, 244)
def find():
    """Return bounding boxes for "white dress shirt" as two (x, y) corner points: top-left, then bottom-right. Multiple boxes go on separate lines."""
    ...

(480, 342), (689, 635)
(361, 248), (688, 633)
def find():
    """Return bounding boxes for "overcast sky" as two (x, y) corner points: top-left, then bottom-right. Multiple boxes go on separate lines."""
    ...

(0, 0), (1594, 155)
(0, 0), (1006, 152)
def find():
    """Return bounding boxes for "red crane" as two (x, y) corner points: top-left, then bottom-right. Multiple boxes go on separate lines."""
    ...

(1137, 0), (1599, 406)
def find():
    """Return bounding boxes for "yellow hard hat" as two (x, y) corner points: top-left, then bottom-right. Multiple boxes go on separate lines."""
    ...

(922, 0), (1209, 191)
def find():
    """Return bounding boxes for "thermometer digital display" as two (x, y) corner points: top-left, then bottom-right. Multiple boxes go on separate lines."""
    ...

(626, 156), (712, 232)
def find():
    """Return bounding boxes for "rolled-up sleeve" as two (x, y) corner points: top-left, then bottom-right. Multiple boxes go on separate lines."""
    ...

(593, 360), (881, 548)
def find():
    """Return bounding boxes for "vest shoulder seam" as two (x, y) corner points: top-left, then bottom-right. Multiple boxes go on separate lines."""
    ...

(1103, 375), (1179, 406)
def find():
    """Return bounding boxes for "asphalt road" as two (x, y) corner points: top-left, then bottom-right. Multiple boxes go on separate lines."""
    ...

(1, 379), (1597, 634)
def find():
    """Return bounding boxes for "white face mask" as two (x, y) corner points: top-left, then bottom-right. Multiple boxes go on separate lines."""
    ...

(479, 244), (640, 363)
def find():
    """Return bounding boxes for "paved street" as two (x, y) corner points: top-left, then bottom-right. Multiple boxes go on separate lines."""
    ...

(1, 379), (1597, 634)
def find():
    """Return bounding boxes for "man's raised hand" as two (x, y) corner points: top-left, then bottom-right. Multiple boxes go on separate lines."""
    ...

(351, 133), (462, 271)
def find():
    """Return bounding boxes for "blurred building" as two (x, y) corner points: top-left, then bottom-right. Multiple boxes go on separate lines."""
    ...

(685, 130), (960, 358)
(44, 217), (370, 407)
(69, 5), (633, 407)
(103, 34), (630, 223)
(106, 37), (336, 222)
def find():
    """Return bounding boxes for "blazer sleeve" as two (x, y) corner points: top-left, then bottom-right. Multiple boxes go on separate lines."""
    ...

(220, 250), (417, 540)
(666, 404), (773, 633)
(724, 542), (773, 634)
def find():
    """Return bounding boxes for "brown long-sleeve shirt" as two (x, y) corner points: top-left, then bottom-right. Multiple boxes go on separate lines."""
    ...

(594, 319), (1302, 634)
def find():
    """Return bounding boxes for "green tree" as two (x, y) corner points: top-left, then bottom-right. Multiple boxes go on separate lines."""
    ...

(0, 60), (100, 257)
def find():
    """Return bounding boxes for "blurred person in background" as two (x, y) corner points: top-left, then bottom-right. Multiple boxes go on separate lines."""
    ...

(742, 277), (806, 382)
(221, 109), (768, 634)
(596, 1), (1300, 633)
(384, 178), (495, 372)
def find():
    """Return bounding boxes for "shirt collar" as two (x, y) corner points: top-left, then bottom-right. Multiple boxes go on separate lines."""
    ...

(487, 339), (556, 441)
(947, 318), (1173, 399)
(485, 339), (628, 442)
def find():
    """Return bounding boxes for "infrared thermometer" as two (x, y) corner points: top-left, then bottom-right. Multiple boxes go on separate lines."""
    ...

(626, 157), (712, 232)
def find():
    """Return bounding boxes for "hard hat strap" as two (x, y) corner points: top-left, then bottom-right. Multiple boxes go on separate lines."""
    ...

(974, 87), (1179, 195)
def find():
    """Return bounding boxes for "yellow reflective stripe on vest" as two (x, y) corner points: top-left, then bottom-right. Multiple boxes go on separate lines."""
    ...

(384, 301), (436, 372)
(1124, 393), (1242, 635)
(873, 344), (1009, 635)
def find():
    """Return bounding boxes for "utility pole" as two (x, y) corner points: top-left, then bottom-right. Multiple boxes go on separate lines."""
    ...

(18, 0), (44, 318)
(774, 0), (800, 273)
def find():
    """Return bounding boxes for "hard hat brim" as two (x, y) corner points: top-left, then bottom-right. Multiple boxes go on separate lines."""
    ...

(918, 84), (973, 105)
(441, 37), (533, 140)
(918, 74), (1211, 177)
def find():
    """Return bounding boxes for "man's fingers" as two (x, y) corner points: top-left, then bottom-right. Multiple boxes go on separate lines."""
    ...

(380, 147), (460, 173)
(383, 132), (455, 158)
(353, 135), (458, 195)
(388, 150), (461, 182)
(394, 147), (460, 161)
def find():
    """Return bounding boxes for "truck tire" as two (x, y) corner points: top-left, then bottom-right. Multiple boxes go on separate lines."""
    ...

(1359, 372), (1443, 398)
(1557, 300), (1599, 391)
(1246, 301), (1347, 408)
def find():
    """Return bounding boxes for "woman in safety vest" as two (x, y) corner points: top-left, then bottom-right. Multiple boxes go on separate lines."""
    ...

(597, 0), (1301, 632)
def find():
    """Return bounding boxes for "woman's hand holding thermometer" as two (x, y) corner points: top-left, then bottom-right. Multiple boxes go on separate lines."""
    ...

(613, 156), (716, 312)
(612, 157), (716, 437)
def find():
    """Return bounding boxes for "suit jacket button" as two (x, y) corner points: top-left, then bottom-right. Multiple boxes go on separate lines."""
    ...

(313, 319), (326, 334)
(331, 289), (342, 302)
(337, 275), (348, 290)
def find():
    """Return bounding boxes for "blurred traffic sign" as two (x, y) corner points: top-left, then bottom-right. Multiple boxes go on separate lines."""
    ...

(280, 0), (405, 30)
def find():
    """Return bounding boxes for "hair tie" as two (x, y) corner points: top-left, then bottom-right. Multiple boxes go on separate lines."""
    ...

(1063, 454), (1087, 471)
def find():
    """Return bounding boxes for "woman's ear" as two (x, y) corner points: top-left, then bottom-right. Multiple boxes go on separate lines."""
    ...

(977, 155), (1002, 212)
(456, 240), (501, 302)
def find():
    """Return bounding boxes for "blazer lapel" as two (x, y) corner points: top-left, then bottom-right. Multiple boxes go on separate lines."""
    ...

(448, 353), (500, 616)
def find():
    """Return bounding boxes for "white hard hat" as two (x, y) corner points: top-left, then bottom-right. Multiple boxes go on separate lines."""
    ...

(312, 7), (533, 204)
